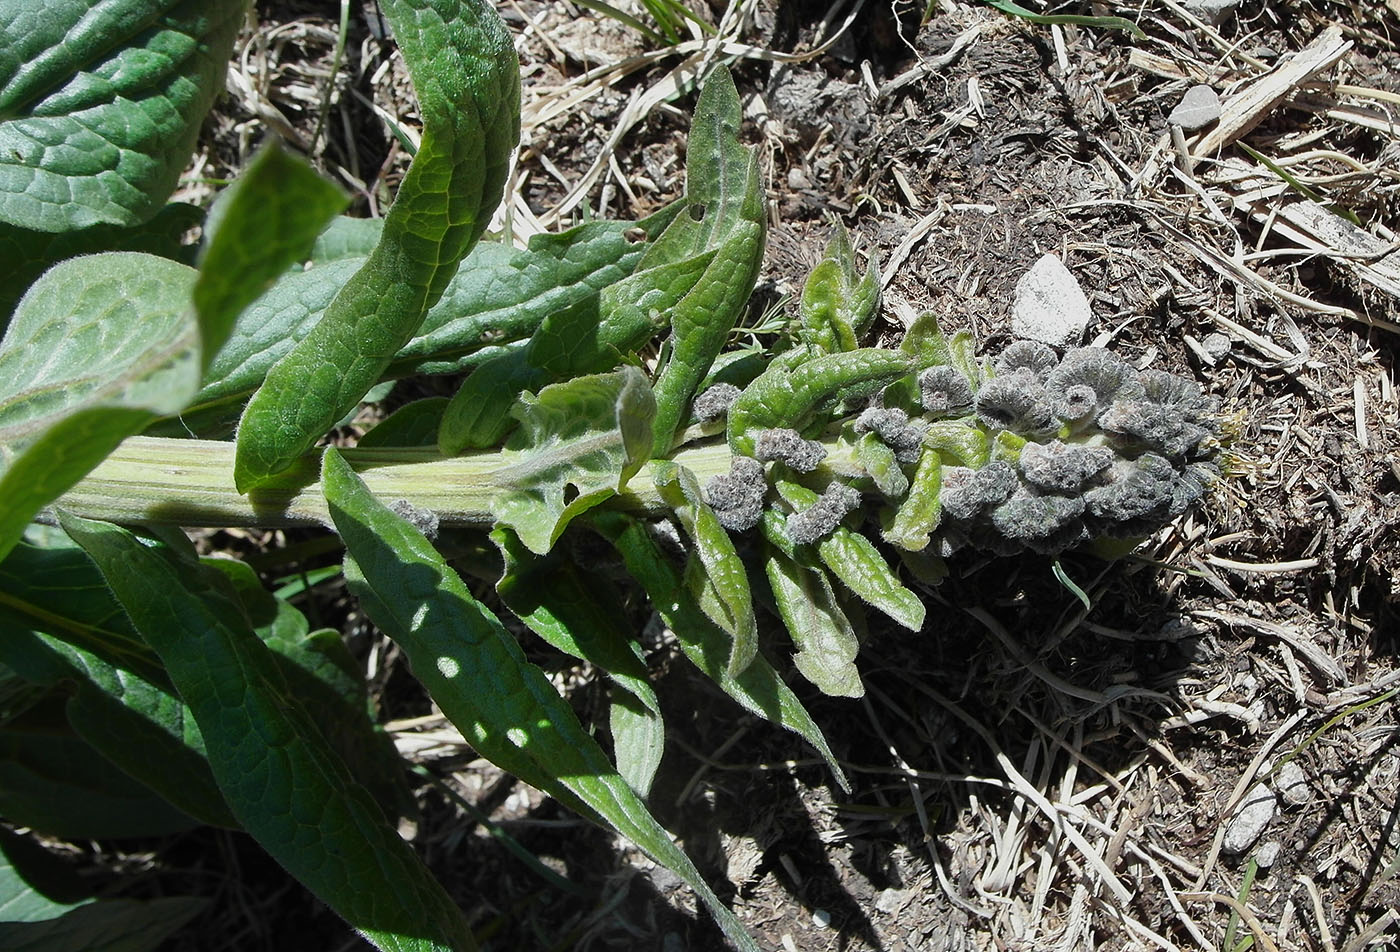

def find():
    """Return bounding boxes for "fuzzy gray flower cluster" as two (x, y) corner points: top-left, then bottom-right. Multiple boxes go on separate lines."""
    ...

(934, 345), (1219, 556)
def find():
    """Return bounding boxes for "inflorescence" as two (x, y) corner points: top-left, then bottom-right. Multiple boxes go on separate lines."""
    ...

(702, 343), (1219, 556)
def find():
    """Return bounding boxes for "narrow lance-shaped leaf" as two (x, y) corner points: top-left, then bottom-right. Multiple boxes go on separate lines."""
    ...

(0, 252), (199, 560)
(798, 221), (880, 355)
(590, 510), (852, 793)
(885, 447), (943, 552)
(193, 144), (347, 370)
(493, 526), (664, 797)
(58, 512), (476, 952)
(727, 348), (913, 456)
(488, 367), (655, 555)
(774, 479), (925, 632)
(761, 519), (863, 699)
(0, 0), (247, 232)
(234, 0), (520, 490)
(321, 449), (761, 952)
(653, 461), (757, 676)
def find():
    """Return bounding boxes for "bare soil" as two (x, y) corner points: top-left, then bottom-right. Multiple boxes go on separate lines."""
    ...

(93, 0), (1400, 949)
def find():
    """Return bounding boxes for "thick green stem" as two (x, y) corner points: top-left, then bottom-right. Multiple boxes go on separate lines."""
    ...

(50, 436), (862, 529)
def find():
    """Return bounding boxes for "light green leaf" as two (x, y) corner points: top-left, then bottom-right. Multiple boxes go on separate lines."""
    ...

(194, 145), (347, 371)
(798, 221), (880, 354)
(489, 367), (655, 555)
(0, 252), (199, 560)
(854, 431), (909, 497)
(609, 688), (665, 798)
(0, 0), (246, 232)
(727, 348), (913, 457)
(654, 461), (757, 676)
(321, 449), (759, 952)
(762, 526), (863, 698)
(591, 510), (851, 793)
(58, 512), (475, 952)
(884, 448), (943, 551)
(648, 68), (767, 455)
(0, 202), (201, 328)
(773, 480), (925, 632)
(234, 0), (521, 489)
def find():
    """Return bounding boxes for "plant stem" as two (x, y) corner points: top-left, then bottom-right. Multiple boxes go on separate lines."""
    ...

(50, 435), (862, 530)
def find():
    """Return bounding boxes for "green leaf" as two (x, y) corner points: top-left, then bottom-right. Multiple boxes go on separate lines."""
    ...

(358, 397), (450, 447)
(194, 145), (347, 370)
(0, 897), (205, 952)
(854, 431), (909, 497)
(727, 348), (913, 456)
(0, 826), (91, 923)
(591, 510), (851, 793)
(58, 512), (475, 952)
(884, 447), (942, 551)
(773, 480), (925, 632)
(0, 202), (200, 329)
(0, 0), (246, 232)
(0, 252), (199, 560)
(654, 461), (757, 676)
(798, 221), (880, 354)
(488, 367), (655, 555)
(609, 688), (665, 799)
(980, 0), (1145, 38)
(234, 0), (521, 489)
(761, 531), (863, 698)
(321, 449), (759, 952)
(648, 68), (767, 456)
(0, 721), (199, 839)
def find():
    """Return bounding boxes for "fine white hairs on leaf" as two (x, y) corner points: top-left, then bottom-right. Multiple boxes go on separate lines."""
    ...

(918, 366), (974, 417)
(705, 456), (767, 532)
(974, 368), (1056, 435)
(692, 383), (742, 423)
(389, 499), (440, 540)
(1018, 439), (1114, 492)
(754, 428), (827, 472)
(786, 482), (862, 545)
(993, 340), (1059, 381)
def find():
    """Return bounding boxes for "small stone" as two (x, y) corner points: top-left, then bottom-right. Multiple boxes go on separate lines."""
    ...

(1223, 783), (1277, 854)
(1275, 760), (1310, 806)
(1010, 253), (1093, 348)
(876, 887), (913, 915)
(1202, 332), (1231, 361)
(1256, 841), (1281, 869)
(812, 909), (832, 929)
(1183, 0), (1239, 25)
(1169, 85), (1223, 131)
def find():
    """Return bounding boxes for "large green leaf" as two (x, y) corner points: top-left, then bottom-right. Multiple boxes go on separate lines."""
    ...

(762, 534), (863, 699)
(194, 145), (347, 371)
(58, 512), (476, 952)
(488, 367), (655, 555)
(321, 449), (760, 952)
(234, 0), (521, 489)
(0, 0), (246, 231)
(0, 252), (199, 560)
(590, 510), (851, 793)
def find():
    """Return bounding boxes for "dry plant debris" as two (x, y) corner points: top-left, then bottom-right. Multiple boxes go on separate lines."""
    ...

(131, 1), (1400, 949)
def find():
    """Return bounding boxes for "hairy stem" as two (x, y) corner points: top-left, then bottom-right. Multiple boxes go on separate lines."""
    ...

(50, 436), (862, 529)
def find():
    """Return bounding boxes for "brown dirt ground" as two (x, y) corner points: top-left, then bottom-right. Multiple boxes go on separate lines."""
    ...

(92, 0), (1400, 949)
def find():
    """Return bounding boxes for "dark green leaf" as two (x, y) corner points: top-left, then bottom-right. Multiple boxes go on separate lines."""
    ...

(358, 397), (450, 447)
(0, 895), (205, 952)
(58, 512), (475, 952)
(0, 0), (246, 231)
(234, 0), (521, 489)
(322, 449), (759, 952)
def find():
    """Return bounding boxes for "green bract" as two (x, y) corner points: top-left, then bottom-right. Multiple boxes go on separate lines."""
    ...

(0, 2), (1223, 949)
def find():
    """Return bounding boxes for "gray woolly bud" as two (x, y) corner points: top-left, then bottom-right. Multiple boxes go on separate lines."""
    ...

(1098, 401), (1212, 459)
(990, 490), (1086, 546)
(692, 383), (741, 423)
(918, 366), (974, 417)
(975, 368), (1057, 435)
(854, 407), (927, 464)
(1044, 347), (1145, 422)
(1019, 439), (1114, 493)
(1169, 461), (1217, 516)
(705, 456), (767, 532)
(1138, 369), (1215, 418)
(994, 340), (1059, 381)
(786, 482), (863, 545)
(754, 428), (827, 472)
(940, 460), (1018, 520)
(389, 499), (440, 540)
(1083, 453), (1177, 521)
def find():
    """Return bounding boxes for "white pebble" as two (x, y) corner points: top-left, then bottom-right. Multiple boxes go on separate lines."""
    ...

(1256, 841), (1281, 869)
(812, 909), (832, 929)
(1275, 760), (1310, 806)
(1010, 253), (1093, 348)
(1223, 783), (1277, 854)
